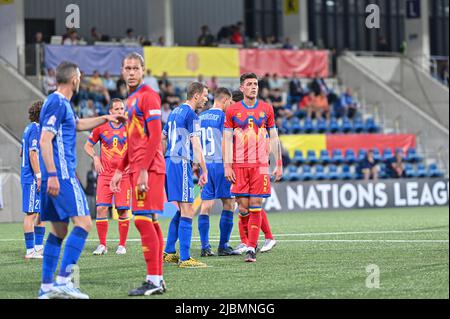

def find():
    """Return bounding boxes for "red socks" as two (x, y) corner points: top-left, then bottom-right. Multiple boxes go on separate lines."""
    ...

(153, 221), (164, 277)
(238, 214), (250, 245)
(261, 209), (274, 240)
(118, 216), (130, 247)
(247, 207), (262, 249)
(96, 219), (108, 246)
(134, 216), (160, 276)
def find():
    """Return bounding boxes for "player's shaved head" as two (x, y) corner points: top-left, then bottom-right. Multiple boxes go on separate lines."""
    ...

(231, 90), (244, 102)
(56, 61), (79, 84)
(214, 87), (231, 101)
(28, 100), (43, 123)
(122, 52), (145, 68)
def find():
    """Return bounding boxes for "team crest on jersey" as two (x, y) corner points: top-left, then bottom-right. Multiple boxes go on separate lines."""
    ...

(260, 112), (265, 117)
(237, 113), (242, 118)
(47, 115), (56, 126)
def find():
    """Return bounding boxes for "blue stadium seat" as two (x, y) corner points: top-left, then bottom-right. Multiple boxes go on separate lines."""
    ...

(341, 117), (353, 133)
(372, 148), (382, 162)
(358, 149), (367, 162)
(315, 165), (327, 180)
(383, 148), (394, 163)
(405, 163), (416, 178)
(344, 149), (357, 164)
(416, 164), (428, 178)
(319, 150), (332, 165)
(306, 150), (318, 165)
(289, 117), (302, 134)
(328, 165), (340, 180)
(365, 118), (380, 133)
(303, 118), (314, 134)
(428, 164), (444, 178)
(341, 165), (355, 180)
(292, 150), (305, 166)
(378, 163), (388, 179)
(328, 118), (340, 133)
(316, 118), (328, 133)
(287, 165), (301, 182)
(406, 148), (422, 163)
(353, 117), (365, 133)
(331, 149), (344, 164)
(300, 165), (314, 181)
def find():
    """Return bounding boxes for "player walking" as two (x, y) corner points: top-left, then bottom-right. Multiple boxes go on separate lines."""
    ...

(162, 82), (209, 268)
(110, 53), (166, 296)
(223, 73), (283, 263)
(21, 101), (46, 259)
(84, 98), (131, 256)
(38, 62), (126, 299)
(196, 88), (239, 257)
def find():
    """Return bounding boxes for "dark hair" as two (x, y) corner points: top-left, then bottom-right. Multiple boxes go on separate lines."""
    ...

(29, 100), (43, 123)
(214, 87), (231, 100)
(231, 90), (244, 102)
(187, 82), (207, 100)
(56, 61), (79, 84)
(122, 52), (145, 68)
(109, 98), (125, 109)
(240, 73), (258, 85)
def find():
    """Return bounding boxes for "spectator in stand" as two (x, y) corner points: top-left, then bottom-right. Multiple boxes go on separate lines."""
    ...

(89, 70), (104, 93)
(217, 25), (233, 44)
(116, 83), (128, 100)
(35, 32), (45, 44)
(259, 87), (271, 103)
(197, 25), (215, 46)
(81, 99), (98, 118)
(123, 28), (137, 43)
(158, 71), (171, 92)
(197, 74), (206, 85)
(288, 72), (304, 106)
(43, 68), (57, 95)
(388, 150), (406, 178)
(143, 69), (160, 93)
(206, 76), (219, 92)
(63, 29), (79, 45)
(103, 72), (117, 97)
(360, 150), (379, 181)
(230, 25), (243, 45)
(155, 36), (165, 47)
(258, 73), (271, 92)
(282, 37), (294, 50)
(268, 73), (284, 92)
(309, 71), (338, 106)
(116, 75), (126, 92)
(88, 70), (110, 110)
(162, 83), (181, 109)
(161, 102), (171, 126)
(300, 91), (315, 117)
(89, 27), (101, 44)
(339, 88), (359, 119)
(313, 91), (330, 119)
(269, 88), (292, 120)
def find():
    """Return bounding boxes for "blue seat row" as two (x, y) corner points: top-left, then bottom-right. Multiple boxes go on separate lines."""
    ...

(280, 117), (380, 135)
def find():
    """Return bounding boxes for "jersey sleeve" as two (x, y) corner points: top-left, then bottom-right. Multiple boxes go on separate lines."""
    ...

(162, 116), (169, 136)
(41, 96), (66, 135)
(88, 126), (101, 145)
(266, 103), (276, 129)
(28, 125), (39, 152)
(187, 111), (201, 138)
(224, 107), (234, 130)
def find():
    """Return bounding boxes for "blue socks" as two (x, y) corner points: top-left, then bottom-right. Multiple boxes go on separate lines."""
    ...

(165, 210), (181, 254)
(58, 226), (88, 278)
(198, 214), (211, 250)
(34, 226), (46, 247)
(24, 232), (34, 250)
(42, 233), (63, 284)
(219, 210), (234, 250)
(178, 217), (193, 261)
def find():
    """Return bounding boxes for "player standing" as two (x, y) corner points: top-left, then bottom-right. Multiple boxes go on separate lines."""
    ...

(223, 73), (283, 263)
(196, 88), (239, 257)
(162, 82), (209, 268)
(110, 53), (166, 296)
(229, 91), (277, 255)
(38, 62), (126, 299)
(84, 98), (131, 255)
(21, 101), (46, 259)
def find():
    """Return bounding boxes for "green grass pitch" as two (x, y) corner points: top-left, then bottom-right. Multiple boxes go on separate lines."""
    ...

(0, 207), (448, 299)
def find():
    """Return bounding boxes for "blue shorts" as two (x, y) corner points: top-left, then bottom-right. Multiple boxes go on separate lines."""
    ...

(165, 157), (194, 203)
(40, 177), (90, 223)
(22, 180), (40, 214)
(201, 163), (232, 200)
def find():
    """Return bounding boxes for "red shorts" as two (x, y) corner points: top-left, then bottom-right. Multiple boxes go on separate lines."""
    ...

(131, 171), (165, 215)
(231, 166), (271, 198)
(96, 174), (131, 210)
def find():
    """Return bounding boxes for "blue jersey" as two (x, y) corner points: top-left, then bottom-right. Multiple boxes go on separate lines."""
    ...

(162, 104), (201, 161)
(39, 92), (78, 181)
(21, 122), (40, 184)
(199, 108), (225, 164)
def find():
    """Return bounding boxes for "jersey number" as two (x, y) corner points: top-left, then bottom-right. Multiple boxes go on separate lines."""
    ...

(167, 122), (177, 153)
(200, 127), (215, 157)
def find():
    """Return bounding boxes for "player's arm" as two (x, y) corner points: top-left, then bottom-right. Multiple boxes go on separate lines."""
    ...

(267, 104), (283, 182)
(223, 108), (236, 183)
(161, 132), (168, 155)
(76, 114), (126, 132)
(29, 150), (41, 191)
(40, 130), (59, 196)
(84, 137), (104, 175)
(191, 135), (208, 186)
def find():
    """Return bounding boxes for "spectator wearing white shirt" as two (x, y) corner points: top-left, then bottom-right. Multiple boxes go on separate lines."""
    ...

(43, 68), (57, 94)
(143, 69), (160, 93)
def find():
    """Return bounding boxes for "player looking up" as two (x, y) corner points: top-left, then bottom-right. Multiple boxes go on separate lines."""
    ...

(162, 82), (209, 268)
(84, 98), (131, 256)
(223, 73), (283, 263)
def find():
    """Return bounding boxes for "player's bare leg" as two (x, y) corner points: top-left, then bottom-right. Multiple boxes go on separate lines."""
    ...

(93, 206), (109, 255)
(199, 200), (215, 257)
(245, 197), (263, 262)
(116, 209), (130, 254)
(233, 197), (250, 255)
(24, 213), (42, 259)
